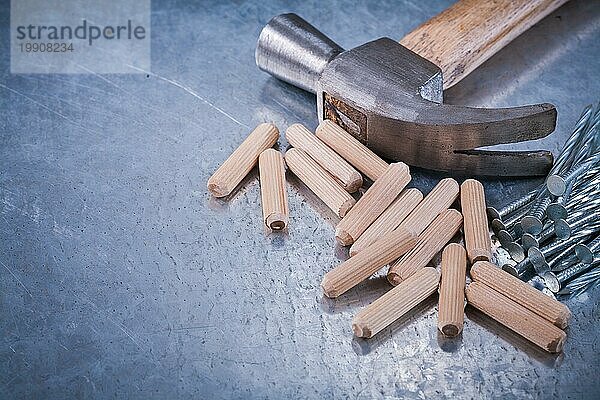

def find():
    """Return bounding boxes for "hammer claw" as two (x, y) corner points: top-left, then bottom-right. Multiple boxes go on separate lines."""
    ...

(419, 102), (558, 150)
(450, 149), (554, 177)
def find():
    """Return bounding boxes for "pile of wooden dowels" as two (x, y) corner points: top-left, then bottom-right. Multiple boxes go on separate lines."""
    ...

(208, 120), (571, 354)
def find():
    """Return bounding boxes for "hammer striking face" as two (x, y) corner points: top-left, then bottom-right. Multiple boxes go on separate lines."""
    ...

(256, 13), (557, 176)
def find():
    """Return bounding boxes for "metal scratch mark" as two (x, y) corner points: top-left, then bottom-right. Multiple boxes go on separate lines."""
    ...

(76, 63), (135, 92)
(0, 83), (100, 135)
(0, 259), (33, 298)
(113, 322), (143, 348)
(1, 197), (42, 225)
(126, 64), (250, 129)
(36, 65), (210, 133)
(79, 293), (144, 349)
(172, 325), (216, 331)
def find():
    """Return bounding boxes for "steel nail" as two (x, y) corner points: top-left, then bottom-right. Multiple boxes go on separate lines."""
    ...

(496, 230), (514, 247)
(486, 190), (537, 221)
(546, 151), (600, 196)
(550, 105), (593, 174)
(521, 197), (552, 235)
(504, 241), (526, 262)
(543, 259), (600, 293)
(574, 234), (600, 264)
(502, 258), (535, 281)
(557, 266), (600, 297)
(550, 254), (578, 272)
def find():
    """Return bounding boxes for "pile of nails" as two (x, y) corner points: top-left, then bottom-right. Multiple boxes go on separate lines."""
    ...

(490, 103), (600, 298)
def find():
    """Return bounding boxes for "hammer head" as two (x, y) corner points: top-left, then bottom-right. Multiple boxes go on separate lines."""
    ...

(256, 14), (556, 176)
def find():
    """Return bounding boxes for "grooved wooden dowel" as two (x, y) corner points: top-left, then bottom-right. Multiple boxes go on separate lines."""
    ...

(285, 123), (362, 193)
(461, 179), (491, 263)
(388, 209), (463, 285)
(208, 123), (279, 197)
(349, 188), (423, 257)
(466, 282), (567, 353)
(285, 148), (355, 218)
(470, 261), (571, 329)
(352, 267), (440, 338)
(258, 149), (289, 231)
(438, 243), (467, 337)
(321, 228), (416, 298)
(398, 178), (459, 237)
(316, 120), (388, 181)
(335, 163), (411, 246)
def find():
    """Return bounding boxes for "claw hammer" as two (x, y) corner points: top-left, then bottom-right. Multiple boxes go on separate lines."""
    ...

(256, 0), (568, 176)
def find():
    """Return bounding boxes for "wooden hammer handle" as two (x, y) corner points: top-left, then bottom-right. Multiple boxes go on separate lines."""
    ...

(400, 0), (567, 89)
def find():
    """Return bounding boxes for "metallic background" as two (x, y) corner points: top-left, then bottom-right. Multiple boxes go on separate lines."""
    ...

(1, 0), (599, 398)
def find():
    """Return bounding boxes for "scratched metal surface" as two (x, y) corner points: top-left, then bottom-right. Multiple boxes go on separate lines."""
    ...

(1, 0), (599, 398)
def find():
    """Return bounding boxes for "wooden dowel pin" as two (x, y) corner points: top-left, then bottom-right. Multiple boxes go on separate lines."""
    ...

(285, 148), (355, 218)
(461, 179), (492, 262)
(399, 178), (460, 236)
(208, 123), (279, 197)
(349, 188), (423, 256)
(388, 209), (463, 285)
(438, 243), (467, 337)
(258, 149), (289, 231)
(316, 120), (389, 181)
(352, 267), (440, 338)
(466, 282), (566, 353)
(321, 228), (416, 298)
(335, 162), (411, 246)
(470, 261), (571, 329)
(285, 124), (362, 192)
